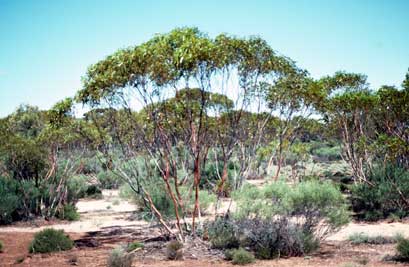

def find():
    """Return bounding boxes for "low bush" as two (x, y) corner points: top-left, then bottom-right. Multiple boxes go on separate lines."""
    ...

(231, 248), (255, 265)
(312, 145), (342, 161)
(29, 228), (73, 253)
(56, 204), (80, 221)
(348, 233), (399, 245)
(86, 184), (103, 199)
(182, 187), (216, 215)
(166, 240), (183, 260)
(207, 217), (239, 249)
(350, 165), (409, 221)
(397, 238), (409, 260)
(97, 171), (121, 189)
(236, 218), (305, 259)
(127, 241), (144, 252)
(67, 174), (89, 201)
(207, 217), (317, 259)
(107, 246), (133, 267)
(210, 180), (350, 259)
(0, 240), (3, 252)
(233, 180), (350, 240)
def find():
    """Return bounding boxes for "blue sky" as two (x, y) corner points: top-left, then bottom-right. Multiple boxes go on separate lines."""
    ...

(0, 0), (408, 117)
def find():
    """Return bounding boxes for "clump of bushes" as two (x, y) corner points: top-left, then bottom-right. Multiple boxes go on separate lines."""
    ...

(166, 240), (183, 260)
(107, 246), (133, 267)
(0, 240), (3, 252)
(29, 228), (73, 253)
(207, 180), (349, 259)
(228, 248), (255, 265)
(207, 217), (238, 249)
(233, 180), (350, 240)
(350, 165), (409, 221)
(56, 204), (80, 221)
(97, 171), (121, 189)
(207, 217), (309, 259)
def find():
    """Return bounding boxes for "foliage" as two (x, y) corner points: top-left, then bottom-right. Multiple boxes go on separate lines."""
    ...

(126, 241), (144, 252)
(233, 180), (350, 240)
(29, 229), (73, 253)
(97, 171), (121, 189)
(56, 204), (80, 221)
(0, 176), (20, 224)
(311, 145), (342, 162)
(207, 217), (239, 249)
(348, 233), (401, 245)
(107, 246), (134, 267)
(67, 174), (89, 201)
(207, 217), (317, 259)
(166, 240), (183, 260)
(396, 238), (409, 261)
(182, 187), (216, 215)
(0, 240), (3, 253)
(350, 165), (409, 221)
(86, 184), (103, 199)
(230, 248), (255, 265)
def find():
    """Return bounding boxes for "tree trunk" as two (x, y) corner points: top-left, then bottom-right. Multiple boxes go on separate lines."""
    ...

(192, 155), (201, 234)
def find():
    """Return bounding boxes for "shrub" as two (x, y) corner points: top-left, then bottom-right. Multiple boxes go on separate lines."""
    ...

(207, 217), (316, 259)
(166, 240), (183, 260)
(97, 171), (121, 189)
(231, 248), (255, 265)
(397, 238), (409, 260)
(351, 165), (409, 221)
(312, 145), (342, 161)
(182, 187), (216, 215)
(86, 184), (103, 199)
(233, 180), (350, 240)
(0, 176), (20, 224)
(235, 218), (307, 259)
(207, 217), (239, 249)
(67, 174), (89, 201)
(127, 241), (144, 252)
(56, 204), (80, 221)
(29, 228), (73, 253)
(107, 246), (133, 267)
(0, 240), (3, 252)
(348, 233), (399, 245)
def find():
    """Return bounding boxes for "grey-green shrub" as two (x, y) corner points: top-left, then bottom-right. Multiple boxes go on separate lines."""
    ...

(351, 165), (409, 221)
(397, 238), (409, 260)
(29, 228), (73, 253)
(107, 246), (133, 267)
(166, 240), (183, 260)
(127, 241), (144, 252)
(348, 233), (399, 245)
(233, 180), (350, 240)
(0, 176), (20, 224)
(207, 217), (239, 249)
(231, 248), (255, 265)
(181, 186), (216, 215)
(56, 204), (80, 221)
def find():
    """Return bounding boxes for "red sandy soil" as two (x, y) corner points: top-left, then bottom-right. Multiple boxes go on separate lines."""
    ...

(1, 232), (409, 267)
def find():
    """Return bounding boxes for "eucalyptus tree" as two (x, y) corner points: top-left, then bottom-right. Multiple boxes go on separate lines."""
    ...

(264, 71), (321, 180)
(76, 27), (295, 237)
(318, 72), (377, 183)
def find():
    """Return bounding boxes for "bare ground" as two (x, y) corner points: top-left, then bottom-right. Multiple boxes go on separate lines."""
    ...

(1, 189), (409, 267)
